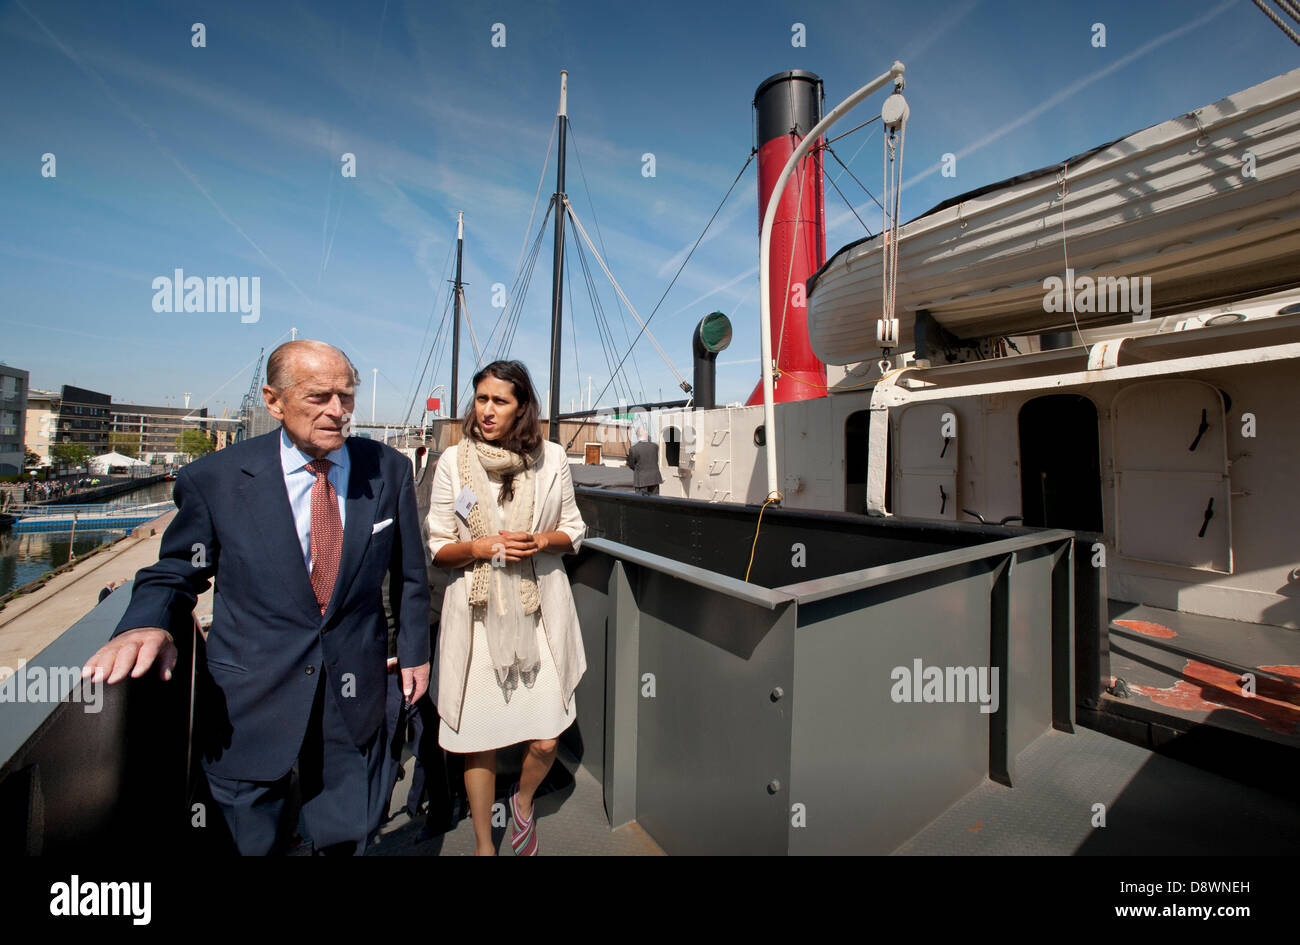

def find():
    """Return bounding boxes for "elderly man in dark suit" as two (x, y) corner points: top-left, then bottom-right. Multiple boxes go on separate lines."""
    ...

(82, 340), (430, 855)
(625, 427), (663, 495)
(380, 444), (465, 836)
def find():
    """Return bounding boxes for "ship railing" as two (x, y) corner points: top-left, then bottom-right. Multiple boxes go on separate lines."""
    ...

(0, 586), (192, 855)
(0, 491), (1103, 855)
(566, 489), (1101, 854)
(11, 500), (172, 516)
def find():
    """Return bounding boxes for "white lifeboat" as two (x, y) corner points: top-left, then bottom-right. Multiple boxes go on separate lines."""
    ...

(806, 68), (1300, 364)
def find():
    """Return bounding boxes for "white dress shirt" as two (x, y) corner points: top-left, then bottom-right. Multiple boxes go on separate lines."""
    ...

(279, 426), (350, 573)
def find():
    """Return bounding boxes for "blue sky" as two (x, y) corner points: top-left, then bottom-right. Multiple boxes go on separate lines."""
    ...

(1, 0), (1295, 423)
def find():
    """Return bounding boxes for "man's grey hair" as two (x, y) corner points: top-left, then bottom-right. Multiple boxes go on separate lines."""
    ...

(266, 340), (360, 390)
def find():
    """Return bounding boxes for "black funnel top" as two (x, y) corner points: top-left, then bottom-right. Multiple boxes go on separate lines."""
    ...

(753, 70), (824, 146)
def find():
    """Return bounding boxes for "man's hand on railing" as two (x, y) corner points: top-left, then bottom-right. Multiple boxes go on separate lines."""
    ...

(82, 628), (178, 684)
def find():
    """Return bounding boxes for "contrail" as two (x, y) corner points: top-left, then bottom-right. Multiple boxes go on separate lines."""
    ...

(16, 0), (313, 305)
(0, 317), (128, 344)
(319, 0), (386, 286)
(666, 264), (758, 319)
(319, 141), (336, 288)
(321, 181), (346, 279)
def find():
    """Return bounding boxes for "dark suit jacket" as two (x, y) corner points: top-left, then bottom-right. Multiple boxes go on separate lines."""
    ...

(626, 439), (663, 487)
(383, 447), (448, 660)
(414, 449), (449, 619)
(113, 429), (430, 781)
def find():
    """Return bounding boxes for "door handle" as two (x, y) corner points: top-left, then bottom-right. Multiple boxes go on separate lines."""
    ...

(1188, 408), (1210, 451)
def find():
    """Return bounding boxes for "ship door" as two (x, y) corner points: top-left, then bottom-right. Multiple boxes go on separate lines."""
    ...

(845, 410), (869, 514)
(892, 403), (958, 521)
(1018, 395), (1102, 532)
(846, 408), (891, 514)
(1113, 380), (1232, 572)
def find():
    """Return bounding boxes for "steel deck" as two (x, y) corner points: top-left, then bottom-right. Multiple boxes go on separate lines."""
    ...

(896, 726), (1299, 855)
(361, 743), (664, 856)
(1105, 600), (1299, 748)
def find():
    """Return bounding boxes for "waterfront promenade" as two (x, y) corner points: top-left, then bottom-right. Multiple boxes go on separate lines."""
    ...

(0, 511), (212, 674)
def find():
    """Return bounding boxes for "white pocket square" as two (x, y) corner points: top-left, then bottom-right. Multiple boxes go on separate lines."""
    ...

(371, 518), (393, 534)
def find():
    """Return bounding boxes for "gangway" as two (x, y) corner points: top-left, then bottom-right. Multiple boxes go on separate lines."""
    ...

(9, 501), (174, 533)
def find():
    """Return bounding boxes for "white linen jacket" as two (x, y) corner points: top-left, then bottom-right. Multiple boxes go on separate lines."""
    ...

(424, 439), (587, 732)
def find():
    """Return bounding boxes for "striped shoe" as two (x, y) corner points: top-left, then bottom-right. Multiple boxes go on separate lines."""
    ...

(509, 782), (538, 857)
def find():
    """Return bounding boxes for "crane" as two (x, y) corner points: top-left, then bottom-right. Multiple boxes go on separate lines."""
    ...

(236, 348), (265, 442)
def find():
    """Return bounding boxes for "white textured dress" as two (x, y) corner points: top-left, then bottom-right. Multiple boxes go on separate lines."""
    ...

(437, 474), (576, 753)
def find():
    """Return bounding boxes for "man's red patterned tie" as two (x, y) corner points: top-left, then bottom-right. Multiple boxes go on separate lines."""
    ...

(307, 458), (343, 615)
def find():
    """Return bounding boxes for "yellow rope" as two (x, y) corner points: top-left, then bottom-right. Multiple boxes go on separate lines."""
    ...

(744, 490), (785, 583)
(775, 362), (926, 393)
(741, 366), (925, 582)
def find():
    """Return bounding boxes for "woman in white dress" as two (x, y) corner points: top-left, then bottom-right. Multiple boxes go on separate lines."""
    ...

(425, 360), (586, 856)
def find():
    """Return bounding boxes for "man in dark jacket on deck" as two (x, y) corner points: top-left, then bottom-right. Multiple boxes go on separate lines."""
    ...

(626, 427), (663, 495)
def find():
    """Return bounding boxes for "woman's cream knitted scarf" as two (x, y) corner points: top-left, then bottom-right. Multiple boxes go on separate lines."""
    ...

(457, 437), (543, 694)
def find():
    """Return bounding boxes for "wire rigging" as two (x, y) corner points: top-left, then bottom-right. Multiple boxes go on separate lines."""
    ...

(824, 142), (887, 215)
(569, 217), (637, 409)
(568, 120), (647, 402)
(822, 115), (879, 148)
(456, 196), (554, 411)
(457, 286), (484, 363)
(562, 151), (755, 449)
(1252, 0), (1300, 44)
(823, 160), (875, 236)
(563, 199), (689, 387)
(402, 282), (454, 426)
(879, 110), (906, 338)
(401, 238), (457, 420)
(512, 116), (558, 287)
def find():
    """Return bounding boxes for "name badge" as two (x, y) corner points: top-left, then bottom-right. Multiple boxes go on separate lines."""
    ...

(454, 485), (477, 524)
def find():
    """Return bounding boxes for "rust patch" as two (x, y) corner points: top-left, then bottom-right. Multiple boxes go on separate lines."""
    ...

(1114, 618), (1177, 639)
(1127, 662), (1300, 736)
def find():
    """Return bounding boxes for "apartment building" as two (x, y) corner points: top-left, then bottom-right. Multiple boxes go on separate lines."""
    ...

(23, 388), (60, 466)
(0, 365), (29, 475)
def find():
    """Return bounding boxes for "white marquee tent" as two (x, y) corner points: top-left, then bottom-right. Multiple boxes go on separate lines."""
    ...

(88, 451), (150, 474)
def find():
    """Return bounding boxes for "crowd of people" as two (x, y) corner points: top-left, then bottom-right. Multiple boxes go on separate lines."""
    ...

(0, 476), (109, 512)
(22, 477), (103, 502)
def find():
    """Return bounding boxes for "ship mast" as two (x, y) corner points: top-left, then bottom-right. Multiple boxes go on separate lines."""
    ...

(547, 71), (569, 443)
(451, 210), (464, 419)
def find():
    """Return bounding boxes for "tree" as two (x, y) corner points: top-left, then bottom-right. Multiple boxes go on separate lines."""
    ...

(175, 429), (215, 462)
(24, 448), (40, 468)
(50, 442), (90, 468)
(109, 431), (141, 458)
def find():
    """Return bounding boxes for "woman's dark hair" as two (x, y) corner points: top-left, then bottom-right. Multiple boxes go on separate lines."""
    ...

(461, 359), (544, 503)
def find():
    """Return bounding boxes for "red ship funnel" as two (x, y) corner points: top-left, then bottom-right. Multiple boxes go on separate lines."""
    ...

(746, 70), (828, 406)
